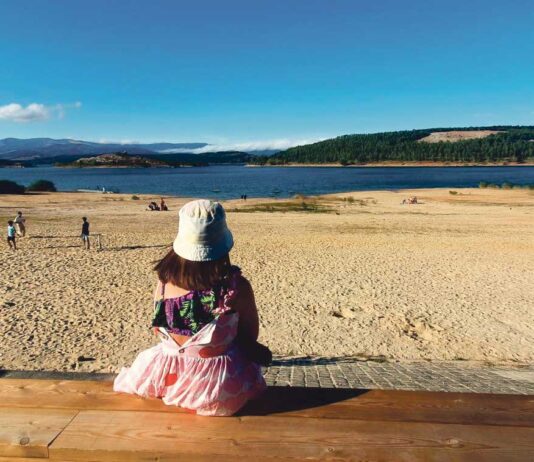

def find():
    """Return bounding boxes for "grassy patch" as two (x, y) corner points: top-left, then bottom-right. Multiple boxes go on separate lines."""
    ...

(480, 181), (534, 190)
(229, 199), (334, 213)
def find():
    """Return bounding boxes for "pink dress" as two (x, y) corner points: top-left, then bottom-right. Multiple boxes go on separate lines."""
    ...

(114, 270), (266, 416)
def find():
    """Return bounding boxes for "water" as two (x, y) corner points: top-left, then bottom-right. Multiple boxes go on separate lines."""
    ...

(2, 165), (534, 199)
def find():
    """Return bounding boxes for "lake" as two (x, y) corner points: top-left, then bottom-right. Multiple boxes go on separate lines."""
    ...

(2, 165), (534, 199)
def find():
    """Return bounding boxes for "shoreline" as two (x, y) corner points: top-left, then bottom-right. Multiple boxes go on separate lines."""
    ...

(2, 184), (533, 203)
(247, 161), (534, 168)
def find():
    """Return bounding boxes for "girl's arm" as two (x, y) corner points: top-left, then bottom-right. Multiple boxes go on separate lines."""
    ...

(152, 280), (163, 336)
(232, 277), (260, 340)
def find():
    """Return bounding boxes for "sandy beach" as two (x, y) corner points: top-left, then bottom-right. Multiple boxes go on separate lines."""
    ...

(0, 188), (533, 372)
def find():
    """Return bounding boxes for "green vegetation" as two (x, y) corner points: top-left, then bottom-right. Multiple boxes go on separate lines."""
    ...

(0, 180), (26, 194)
(150, 151), (252, 165)
(449, 190), (458, 195)
(228, 199), (333, 213)
(0, 179), (59, 193)
(478, 181), (534, 190)
(252, 126), (534, 165)
(131, 195), (140, 200)
(27, 179), (57, 192)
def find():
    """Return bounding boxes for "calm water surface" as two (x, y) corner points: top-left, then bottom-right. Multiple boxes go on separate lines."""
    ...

(2, 165), (534, 199)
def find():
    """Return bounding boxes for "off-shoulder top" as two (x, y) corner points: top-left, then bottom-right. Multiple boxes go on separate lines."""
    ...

(151, 266), (241, 336)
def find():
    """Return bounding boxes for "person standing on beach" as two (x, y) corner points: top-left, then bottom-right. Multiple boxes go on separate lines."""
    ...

(81, 217), (90, 250)
(14, 211), (26, 237)
(114, 199), (268, 416)
(7, 220), (17, 251)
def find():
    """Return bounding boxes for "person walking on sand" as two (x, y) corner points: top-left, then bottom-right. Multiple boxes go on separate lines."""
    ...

(14, 211), (26, 237)
(7, 220), (17, 251)
(114, 199), (268, 416)
(81, 217), (90, 250)
(160, 198), (168, 211)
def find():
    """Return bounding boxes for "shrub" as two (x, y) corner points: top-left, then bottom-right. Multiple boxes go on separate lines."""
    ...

(449, 190), (458, 195)
(0, 180), (25, 194)
(479, 181), (488, 188)
(131, 195), (140, 200)
(346, 196), (355, 203)
(501, 182), (513, 190)
(27, 179), (57, 192)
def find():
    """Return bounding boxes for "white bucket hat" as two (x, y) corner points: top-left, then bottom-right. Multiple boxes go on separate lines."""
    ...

(173, 199), (234, 261)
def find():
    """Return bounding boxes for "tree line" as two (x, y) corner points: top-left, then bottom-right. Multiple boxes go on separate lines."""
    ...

(252, 126), (534, 165)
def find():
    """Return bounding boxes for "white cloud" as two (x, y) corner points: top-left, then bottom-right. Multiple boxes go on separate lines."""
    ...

(0, 103), (49, 122)
(160, 138), (323, 153)
(98, 138), (139, 145)
(0, 101), (82, 123)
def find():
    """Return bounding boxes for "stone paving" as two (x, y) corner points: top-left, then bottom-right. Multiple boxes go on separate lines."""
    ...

(2, 358), (533, 395)
(264, 357), (534, 395)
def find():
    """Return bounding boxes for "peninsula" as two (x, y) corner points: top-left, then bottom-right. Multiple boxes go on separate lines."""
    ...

(56, 152), (176, 168)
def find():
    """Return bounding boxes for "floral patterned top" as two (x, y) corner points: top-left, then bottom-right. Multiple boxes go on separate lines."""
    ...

(151, 266), (241, 336)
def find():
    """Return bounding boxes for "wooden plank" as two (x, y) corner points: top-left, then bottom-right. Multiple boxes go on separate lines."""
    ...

(0, 379), (178, 414)
(0, 458), (76, 462)
(1, 379), (533, 427)
(48, 410), (534, 462)
(241, 387), (534, 427)
(0, 408), (77, 458)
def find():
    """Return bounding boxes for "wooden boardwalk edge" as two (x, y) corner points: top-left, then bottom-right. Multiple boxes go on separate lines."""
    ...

(0, 378), (533, 461)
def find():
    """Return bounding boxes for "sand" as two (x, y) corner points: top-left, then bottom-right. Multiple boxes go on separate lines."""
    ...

(0, 188), (533, 372)
(418, 130), (502, 143)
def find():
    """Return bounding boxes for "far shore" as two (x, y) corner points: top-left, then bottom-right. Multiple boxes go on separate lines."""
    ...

(247, 161), (534, 168)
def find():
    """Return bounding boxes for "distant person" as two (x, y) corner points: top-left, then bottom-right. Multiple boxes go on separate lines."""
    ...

(114, 200), (268, 416)
(160, 198), (168, 211)
(7, 220), (17, 251)
(81, 217), (90, 250)
(244, 194), (247, 201)
(14, 211), (26, 237)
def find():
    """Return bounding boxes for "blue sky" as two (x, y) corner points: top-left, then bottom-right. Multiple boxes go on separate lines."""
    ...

(1, 0), (533, 149)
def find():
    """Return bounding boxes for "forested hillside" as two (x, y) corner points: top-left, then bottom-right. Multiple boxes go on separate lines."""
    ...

(255, 126), (534, 165)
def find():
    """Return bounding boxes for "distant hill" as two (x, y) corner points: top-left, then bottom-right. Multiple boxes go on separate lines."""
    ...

(0, 138), (208, 160)
(148, 151), (253, 164)
(0, 137), (272, 161)
(0, 158), (30, 168)
(58, 153), (173, 168)
(255, 126), (534, 165)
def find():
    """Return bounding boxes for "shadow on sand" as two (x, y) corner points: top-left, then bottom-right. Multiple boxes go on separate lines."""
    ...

(106, 244), (170, 251)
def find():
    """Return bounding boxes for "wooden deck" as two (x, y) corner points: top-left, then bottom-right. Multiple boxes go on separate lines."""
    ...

(0, 378), (533, 461)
